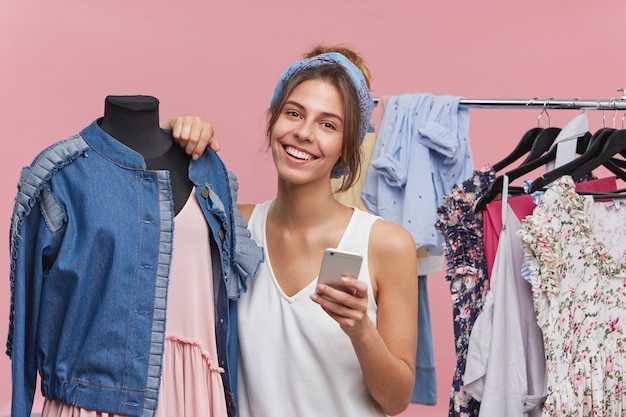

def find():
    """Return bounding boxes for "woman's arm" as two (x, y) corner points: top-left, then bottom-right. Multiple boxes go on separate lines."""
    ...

(312, 220), (418, 415)
(358, 220), (418, 415)
(162, 116), (220, 159)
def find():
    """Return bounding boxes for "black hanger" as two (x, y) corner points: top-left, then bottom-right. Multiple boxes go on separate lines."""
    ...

(517, 127), (562, 166)
(578, 128), (626, 182)
(568, 129), (626, 184)
(474, 128), (572, 212)
(491, 127), (543, 172)
(609, 157), (626, 169)
(579, 188), (626, 200)
(527, 128), (620, 192)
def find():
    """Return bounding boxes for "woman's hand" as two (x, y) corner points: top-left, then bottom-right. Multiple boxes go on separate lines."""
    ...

(162, 116), (219, 160)
(310, 276), (370, 337)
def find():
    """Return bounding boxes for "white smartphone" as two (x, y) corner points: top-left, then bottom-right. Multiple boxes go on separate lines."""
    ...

(316, 248), (363, 299)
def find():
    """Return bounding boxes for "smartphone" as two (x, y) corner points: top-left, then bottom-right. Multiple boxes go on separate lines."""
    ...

(316, 248), (363, 299)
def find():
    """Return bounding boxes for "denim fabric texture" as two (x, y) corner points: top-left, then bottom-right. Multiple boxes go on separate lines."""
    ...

(411, 275), (438, 405)
(7, 120), (262, 417)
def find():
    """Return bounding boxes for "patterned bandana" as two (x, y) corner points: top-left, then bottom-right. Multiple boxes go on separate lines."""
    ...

(270, 52), (373, 147)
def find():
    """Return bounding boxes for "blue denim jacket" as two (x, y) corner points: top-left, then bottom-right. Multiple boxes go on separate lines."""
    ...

(6, 120), (263, 417)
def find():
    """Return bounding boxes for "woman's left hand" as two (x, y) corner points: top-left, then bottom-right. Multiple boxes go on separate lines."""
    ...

(310, 276), (370, 337)
(162, 116), (219, 160)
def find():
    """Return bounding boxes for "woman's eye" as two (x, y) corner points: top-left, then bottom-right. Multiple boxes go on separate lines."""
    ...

(322, 122), (336, 130)
(286, 110), (301, 118)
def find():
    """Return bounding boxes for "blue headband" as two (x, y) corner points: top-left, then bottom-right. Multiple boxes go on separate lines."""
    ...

(270, 52), (373, 146)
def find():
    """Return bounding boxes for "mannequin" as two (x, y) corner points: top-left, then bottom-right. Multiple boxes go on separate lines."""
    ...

(99, 95), (193, 214)
(8, 95), (262, 417)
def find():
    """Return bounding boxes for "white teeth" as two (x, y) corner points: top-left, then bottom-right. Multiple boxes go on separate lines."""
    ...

(285, 146), (313, 161)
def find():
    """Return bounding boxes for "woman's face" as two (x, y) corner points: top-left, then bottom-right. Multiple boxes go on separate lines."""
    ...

(270, 79), (345, 186)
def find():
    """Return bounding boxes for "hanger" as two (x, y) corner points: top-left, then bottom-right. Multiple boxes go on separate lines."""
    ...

(526, 128), (613, 192)
(491, 127), (543, 172)
(475, 103), (558, 211)
(567, 129), (626, 183)
(578, 188), (626, 200)
(587, 106), (626, 168)
(529, 100), (626, 192)
(528, 128), (626, 192)
(517, 127), (562, 165)
(474, 128), (585, 212)
(491, 100), (557, 172)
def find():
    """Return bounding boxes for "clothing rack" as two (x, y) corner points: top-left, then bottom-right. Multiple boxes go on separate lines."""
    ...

(458, 97), (626, 110)
(373, 95), (626, 110)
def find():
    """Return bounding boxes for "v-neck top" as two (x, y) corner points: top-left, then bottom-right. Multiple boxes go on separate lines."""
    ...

(237, 200), (384, 417)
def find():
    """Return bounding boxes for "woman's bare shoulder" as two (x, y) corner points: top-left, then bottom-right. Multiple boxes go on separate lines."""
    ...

(370, 218), (415, 256)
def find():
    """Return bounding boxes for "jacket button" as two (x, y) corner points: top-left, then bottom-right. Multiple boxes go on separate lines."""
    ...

(219, 230), (224, 240)
(201, 188), (209, 199)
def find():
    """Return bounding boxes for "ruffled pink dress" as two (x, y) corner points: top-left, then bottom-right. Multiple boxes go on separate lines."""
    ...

(42, 190), (227, 417)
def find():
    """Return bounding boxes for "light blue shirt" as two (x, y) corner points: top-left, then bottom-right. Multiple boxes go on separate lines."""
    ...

(362, 94), (473, 254)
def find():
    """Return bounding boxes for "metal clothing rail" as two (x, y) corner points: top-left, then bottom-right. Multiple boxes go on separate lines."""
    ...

(373, 91), (626, 110)
(457, 97), (626, 110)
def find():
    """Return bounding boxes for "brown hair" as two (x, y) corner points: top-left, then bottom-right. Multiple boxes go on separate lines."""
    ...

(302, 45), (372, 89)
(267, 44), (372, 192)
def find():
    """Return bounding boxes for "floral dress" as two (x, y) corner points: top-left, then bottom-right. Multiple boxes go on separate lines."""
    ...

(519, 176), (626, 417)
(436, 166), (495, 417)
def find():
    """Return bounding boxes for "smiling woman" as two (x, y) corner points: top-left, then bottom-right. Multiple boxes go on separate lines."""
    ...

(168, 46), (419, 417)
(237, 46), (418, 417)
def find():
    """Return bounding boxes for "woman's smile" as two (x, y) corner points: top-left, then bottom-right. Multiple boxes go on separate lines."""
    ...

(284, 145), (314, 161)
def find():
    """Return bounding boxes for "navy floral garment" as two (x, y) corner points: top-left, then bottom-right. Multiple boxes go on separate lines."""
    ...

(435, 166), (495, 417)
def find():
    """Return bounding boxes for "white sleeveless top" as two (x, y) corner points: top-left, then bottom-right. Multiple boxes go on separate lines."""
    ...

(237, 200), (386, 417)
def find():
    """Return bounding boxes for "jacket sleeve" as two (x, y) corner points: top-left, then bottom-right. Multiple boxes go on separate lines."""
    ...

(8, 174), (62, 417)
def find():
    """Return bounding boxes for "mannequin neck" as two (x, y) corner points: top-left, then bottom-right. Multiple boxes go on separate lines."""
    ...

(99, 95), (193, 214)
(99, 95), (172, 159)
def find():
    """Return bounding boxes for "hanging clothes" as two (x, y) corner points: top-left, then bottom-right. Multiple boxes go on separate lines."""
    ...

(464, 176), (547, 417)
(462, 175), (618, 417)
(435, 165), (495, 417)
(482, 176), (618, 279)
(434, 100), (626, 417)
(411, 274), (437, 406)
(362, 93), (474, 257)
(518, 176), (626, 416)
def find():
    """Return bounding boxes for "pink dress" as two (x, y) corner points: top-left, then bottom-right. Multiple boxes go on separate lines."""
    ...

(42, 190), (227, 417)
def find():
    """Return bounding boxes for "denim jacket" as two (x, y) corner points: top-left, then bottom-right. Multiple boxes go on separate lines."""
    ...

(6, 120), (263, 417)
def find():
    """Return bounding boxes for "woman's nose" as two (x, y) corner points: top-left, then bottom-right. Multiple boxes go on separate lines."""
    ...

(294, 121), (314, 142)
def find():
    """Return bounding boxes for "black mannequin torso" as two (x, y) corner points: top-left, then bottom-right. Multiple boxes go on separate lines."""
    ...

(99, 95), (193, 215)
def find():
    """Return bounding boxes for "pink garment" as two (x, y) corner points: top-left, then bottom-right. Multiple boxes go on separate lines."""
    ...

(42, 191), (227, 417)
(483, 176), (617, 281)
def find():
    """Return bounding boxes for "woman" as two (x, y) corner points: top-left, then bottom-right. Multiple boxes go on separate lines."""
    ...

(172, 45), (418, 416)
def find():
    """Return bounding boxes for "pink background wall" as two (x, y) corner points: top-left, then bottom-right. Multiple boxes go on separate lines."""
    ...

(1, 1), (625, 415)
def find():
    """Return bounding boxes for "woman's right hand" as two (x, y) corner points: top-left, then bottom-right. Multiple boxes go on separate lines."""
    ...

(163, 116), (219, 160)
